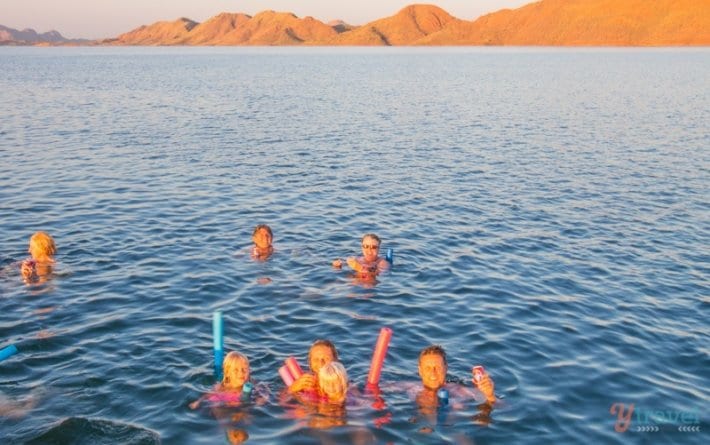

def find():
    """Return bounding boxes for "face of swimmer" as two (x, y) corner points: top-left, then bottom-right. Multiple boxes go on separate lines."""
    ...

(419, 353), (447, 391)
(361, 235), (380, 263)
(224, 356), (250, 390)
(252, 227), (273, 250)
(320, 375), (346, 404)
(309, 344), (336, 375)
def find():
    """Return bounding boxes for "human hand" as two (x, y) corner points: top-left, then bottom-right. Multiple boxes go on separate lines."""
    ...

(332, 259), (343, 268)
(289, 374), (316, 393)
(21, 260), (36, 280)
(474, 372), (496, 404)
(189, 400), (200, 410)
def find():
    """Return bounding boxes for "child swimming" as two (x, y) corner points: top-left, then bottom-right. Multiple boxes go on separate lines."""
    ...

(317, 361), (348, 405)
(190, 352), (254, 409)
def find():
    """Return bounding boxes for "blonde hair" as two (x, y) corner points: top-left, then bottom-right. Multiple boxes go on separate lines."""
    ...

(222, 351), (249, 386)
(30, 232), (56, 257)
(318, 361), (348, 400)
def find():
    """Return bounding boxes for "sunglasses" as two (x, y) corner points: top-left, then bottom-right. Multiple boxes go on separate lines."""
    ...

(362, 244), (380, 249)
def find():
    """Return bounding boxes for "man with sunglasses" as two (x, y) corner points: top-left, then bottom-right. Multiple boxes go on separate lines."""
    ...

(332, 233), (390, 277)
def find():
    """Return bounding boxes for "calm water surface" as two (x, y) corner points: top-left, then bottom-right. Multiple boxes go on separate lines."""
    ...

(1, 47), (708, 444)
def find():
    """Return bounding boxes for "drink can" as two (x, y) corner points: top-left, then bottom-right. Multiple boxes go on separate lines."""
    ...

(472, 365), (485, 384)
(437, 388), (449, 405)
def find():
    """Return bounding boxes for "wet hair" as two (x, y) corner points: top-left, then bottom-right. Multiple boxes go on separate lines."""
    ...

(252, 224), (273, 238)
(222, 351), (249, 386)
(318, 361), (348, 397)
(419, 345), (447, 368)
(30, 231), (56, 257)
(361, 233), (381, 246)
(309, 339), (339, 363)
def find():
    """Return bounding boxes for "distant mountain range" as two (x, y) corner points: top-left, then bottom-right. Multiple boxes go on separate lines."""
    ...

(2, 1), (709, 46)
(0, 24), (88, 45)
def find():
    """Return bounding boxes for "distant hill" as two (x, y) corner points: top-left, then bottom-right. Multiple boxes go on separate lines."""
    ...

(0, 24), (86, 45)
(102, 17), (198, 45)
(418, 0), (710, 46)
(101, 10), (340, 46)
(3, 1), (709, 46)
(325, 4), (458, 46)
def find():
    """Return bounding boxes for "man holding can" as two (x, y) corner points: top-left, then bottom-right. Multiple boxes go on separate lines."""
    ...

(418, 345), (496, 404)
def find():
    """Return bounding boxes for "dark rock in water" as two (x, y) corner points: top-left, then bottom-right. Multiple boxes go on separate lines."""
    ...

(25, 417), (160, 445)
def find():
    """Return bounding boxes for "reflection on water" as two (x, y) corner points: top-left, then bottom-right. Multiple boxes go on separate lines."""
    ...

(1, 47), (708, 444)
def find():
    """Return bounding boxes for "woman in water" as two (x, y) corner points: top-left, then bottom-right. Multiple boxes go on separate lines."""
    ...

(21, 231), (56, 283)
(288, 339), (339, 395)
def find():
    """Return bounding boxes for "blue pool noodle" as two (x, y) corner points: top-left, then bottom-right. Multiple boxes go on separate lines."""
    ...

(213, 311), (224, 376)
(385, 248), (393, 264)
(0, 344), (18, 362)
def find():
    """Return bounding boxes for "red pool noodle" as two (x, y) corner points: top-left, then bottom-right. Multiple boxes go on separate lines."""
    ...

(367, 327), (392, 386)
(279, 365), (295, 387)
(285, 356), (304, 380)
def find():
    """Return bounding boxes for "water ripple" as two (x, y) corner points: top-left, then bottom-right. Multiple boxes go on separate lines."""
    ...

(1, 47), (708, 444)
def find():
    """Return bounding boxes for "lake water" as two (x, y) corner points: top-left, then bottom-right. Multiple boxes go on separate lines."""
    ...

(0, 47), (708, 444)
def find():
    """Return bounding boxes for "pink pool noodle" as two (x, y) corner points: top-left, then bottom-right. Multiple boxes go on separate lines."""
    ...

(285, 356), (304, 380)
(279, 366), (295, 387)
(367, 327), (392, 386)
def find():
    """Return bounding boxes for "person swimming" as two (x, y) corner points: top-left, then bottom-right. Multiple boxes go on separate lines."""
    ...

(288, 339), (339, 395)
(21, 231), (56, 283)
(332, 233), (390, 277)
(417, 345), (495, 403)
(317, 361), (348, 405)
(191, 351), (257, 409)
(251, 224), (274, 260)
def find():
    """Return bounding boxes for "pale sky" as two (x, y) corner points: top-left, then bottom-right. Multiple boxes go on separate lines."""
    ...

(0, 1), (532, 39)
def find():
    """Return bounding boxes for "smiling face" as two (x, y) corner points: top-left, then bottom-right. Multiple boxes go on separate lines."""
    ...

(223, 354), (250, 390)
(418, 353), (447, 391)
(361, 235), (380, 263)
(320, 374), (346, 403)
(309, 344), (336, 374)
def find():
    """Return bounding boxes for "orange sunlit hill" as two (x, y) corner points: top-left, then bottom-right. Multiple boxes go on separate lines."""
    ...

(2, 1), (709, 46)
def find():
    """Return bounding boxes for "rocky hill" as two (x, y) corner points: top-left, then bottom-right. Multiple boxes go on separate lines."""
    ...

(419, 0), (710, 46)
(4, 1), (709, 46)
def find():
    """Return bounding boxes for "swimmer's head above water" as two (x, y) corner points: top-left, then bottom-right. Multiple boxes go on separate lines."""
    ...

(418, 345), (448, 391)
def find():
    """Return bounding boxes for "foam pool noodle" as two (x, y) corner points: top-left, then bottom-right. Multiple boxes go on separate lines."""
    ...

(367, 327), (392, 386)
(213, 311), (224, 378)
(279, 366), (295, 387)
(0, 344), (18, 362)
(285, 356), (304, 380)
